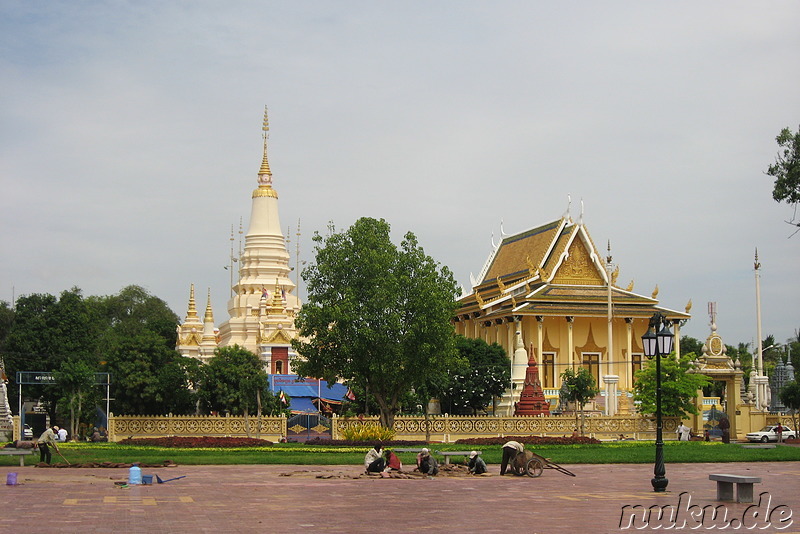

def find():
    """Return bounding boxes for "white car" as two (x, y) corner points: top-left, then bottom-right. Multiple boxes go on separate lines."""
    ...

(23, 424), (33, 440)
(746, 425), (796, 443)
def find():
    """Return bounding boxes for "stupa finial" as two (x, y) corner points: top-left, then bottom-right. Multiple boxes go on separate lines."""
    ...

(258, 105), (272, 184)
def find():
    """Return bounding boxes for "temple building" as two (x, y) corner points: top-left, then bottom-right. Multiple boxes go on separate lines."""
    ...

(177, 109), (301, 373)
(453, 213), (691, 416)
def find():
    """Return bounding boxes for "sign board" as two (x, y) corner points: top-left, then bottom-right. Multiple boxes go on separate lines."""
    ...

(16, 371), (111, 385)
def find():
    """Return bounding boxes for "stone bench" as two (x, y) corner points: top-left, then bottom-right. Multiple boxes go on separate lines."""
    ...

(709, 474), (762, 503)
(0, 449), (35, 467)
(439, 451), (481, 465)
(393, 448), (426, 454)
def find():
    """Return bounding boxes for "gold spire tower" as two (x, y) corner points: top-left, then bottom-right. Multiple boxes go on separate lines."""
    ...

(216, 108), (301, 370)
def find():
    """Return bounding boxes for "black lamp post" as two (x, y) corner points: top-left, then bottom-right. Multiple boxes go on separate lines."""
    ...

(642, 312), (674, 492)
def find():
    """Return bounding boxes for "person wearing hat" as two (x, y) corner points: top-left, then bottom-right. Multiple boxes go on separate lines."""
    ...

(36, 425), (60, 464)
(468, 451), (486, 475)
(416, 448), (438, 476)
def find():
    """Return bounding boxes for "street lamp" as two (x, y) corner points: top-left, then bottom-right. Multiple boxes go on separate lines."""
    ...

(642, 312), (674, 492)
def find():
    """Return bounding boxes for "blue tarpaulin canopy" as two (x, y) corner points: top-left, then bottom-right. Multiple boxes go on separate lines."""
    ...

(287, 397), (319, 414)
(269, 375), (349, 413)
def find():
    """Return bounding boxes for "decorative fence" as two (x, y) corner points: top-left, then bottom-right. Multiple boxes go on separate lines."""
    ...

(106, 413), (680, 443)
(108, 414), (286, 442)
(332, 414), (680, 442)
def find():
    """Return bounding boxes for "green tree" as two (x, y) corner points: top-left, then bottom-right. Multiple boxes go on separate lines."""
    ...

(0, 301), (14, 348)
(766, 125), (800, 204)
(560, 367), (600, 436)
(779, 381), (800, 437)
(92, 286), (194, 415)
(2, 288), (98, 421)
(198, 345), (269, 436)
(633, 352), (710, 419)
(292, 217), (460, 428)
(679, 336), (703, 359)
(53, 358), (98, 440)
(440, 336), (509, 415)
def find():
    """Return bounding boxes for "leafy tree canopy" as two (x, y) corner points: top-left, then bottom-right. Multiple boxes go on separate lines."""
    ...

(679, 336), (703, 359)
(1, 285), (196, 418)
(199, 345), (268, 417)
(559, 367), (600, 436)
(53, 358), (98, 440)
(2, 288), (97, 419)
(292, 217), (460, 428)
(440, 336), (509, 415)
(633, 352), (710, 419)
(779, 381), (800, 435)
(766, 125), (800, 204)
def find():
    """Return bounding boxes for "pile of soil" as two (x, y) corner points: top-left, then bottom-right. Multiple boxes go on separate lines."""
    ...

(34, 460), (178, 468)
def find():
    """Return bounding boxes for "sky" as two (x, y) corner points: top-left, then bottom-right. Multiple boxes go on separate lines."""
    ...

(2, 1), (799, 350)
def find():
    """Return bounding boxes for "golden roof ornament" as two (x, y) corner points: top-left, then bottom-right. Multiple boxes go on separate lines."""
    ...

(268, 279), (285, 315)
(651, 284), (659, 299)
(685, 299), (693, 314)
(186, 284), (199, 319)
(259, 106), (272, 179)
(253, 106), (278, 199)
(204, 288), (214, 323)
(625, 280), (634, 292)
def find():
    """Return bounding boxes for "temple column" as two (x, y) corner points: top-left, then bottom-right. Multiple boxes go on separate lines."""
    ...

(625, 318), (633, 391)
(566, 317), (575, 368)
(536, 316), (544, 385)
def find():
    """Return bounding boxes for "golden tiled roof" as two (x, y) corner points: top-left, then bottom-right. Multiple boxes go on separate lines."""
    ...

(484, 220), (561, 281)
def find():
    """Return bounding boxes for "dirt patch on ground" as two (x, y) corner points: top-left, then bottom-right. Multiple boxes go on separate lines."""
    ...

(277, 463), (494, 480)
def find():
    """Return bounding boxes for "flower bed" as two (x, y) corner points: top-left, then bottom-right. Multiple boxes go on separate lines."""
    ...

(119, 436), (272, 448)
(303, 437), (427, 447)
(455, 435), (601, 446)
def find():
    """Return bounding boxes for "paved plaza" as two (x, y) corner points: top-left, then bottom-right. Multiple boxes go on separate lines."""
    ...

(1, 462), (798, 533)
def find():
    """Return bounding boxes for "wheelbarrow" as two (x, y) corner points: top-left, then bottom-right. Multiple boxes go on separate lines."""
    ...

(510, 450), (575, 478)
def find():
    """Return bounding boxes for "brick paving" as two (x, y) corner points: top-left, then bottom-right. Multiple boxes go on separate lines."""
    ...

(1, 462), (799, 533)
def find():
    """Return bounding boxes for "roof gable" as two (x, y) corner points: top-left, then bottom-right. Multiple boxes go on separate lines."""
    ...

(549, 227), (606, 286)
(482, 219), (562, 283)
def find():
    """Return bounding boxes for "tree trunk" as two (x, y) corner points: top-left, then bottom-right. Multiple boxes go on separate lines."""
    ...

(424, 403), (431, 443)
(75, 389), (82, 441)
(243, 408), (251, 438)
(372, 392), (396, 429)
(69, 396), (76, 442)
(579, 403), (586, 436)
(256, 389), (262, 439)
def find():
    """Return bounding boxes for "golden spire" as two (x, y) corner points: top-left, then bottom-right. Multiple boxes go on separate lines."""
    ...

(268, 279), (285, 314)
(253, 106), (278, 199)
(204, 288), (214, 323)
(186, 284), (199, 319)
(259, 105), (272, 179)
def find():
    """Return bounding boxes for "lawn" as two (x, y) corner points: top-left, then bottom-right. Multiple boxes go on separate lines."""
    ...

(4, 441), (799, 467)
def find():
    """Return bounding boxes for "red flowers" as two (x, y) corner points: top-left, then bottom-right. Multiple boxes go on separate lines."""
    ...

(119, 437), (273, 448)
